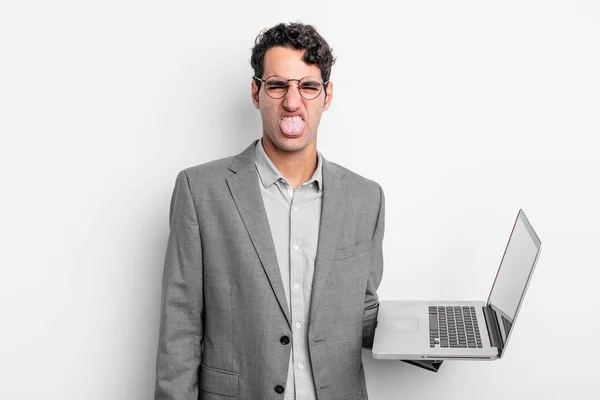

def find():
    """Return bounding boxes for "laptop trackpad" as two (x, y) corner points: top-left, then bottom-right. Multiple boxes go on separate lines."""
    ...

(391, 317), (420, 333)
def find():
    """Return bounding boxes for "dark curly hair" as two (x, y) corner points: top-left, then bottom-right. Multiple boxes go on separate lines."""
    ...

(250, 22), (336, 91)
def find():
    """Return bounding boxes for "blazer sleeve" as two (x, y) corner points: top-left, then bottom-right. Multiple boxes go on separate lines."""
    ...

(155, 170), (204, 399)
(362, 183), (385, 349)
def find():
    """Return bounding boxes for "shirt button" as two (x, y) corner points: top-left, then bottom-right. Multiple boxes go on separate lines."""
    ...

(293, 205), (299, 211)
(293, 283), (300, 290)
(274, 385), (285, 394)
(298, 364), (304, 370)
(293, 244), (299, 251)
(308, 183), (313, 188)
(295, 322), (301, 329)
(280, 335), (290, 345)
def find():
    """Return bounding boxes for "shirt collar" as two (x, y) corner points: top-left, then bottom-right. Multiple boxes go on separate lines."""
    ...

(254, 138), (323, 193)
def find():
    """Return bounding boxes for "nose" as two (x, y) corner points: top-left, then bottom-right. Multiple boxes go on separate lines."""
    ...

(282, 81), (302, 110)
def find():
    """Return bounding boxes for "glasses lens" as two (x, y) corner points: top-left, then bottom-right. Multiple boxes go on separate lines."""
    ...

(265, 76), (289, 99)
(299, 77), (323, 100)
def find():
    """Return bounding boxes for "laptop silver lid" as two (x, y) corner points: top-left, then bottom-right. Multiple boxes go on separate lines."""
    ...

(487, 209), (543, 358)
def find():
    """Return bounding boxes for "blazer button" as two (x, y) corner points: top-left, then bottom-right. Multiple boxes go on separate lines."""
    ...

(274, 384), (285, 394)
(280, 335), (290, 345)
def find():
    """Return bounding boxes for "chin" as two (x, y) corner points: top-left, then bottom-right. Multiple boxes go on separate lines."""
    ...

(266, 130), (306, 151)
(275, 140), (305, 153)
(287, 133), (314, 148)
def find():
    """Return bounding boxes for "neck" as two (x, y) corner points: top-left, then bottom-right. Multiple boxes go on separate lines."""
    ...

(261, 135), (318, 190)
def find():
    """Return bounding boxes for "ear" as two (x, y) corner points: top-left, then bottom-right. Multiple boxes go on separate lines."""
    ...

(251, 80), (260, 109)
(323, 81), (333, 111)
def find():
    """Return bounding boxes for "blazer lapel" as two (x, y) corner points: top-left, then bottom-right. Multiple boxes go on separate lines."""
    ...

(226, 140), (349, 329)
(226, 140), (292, 328)
(309, 157), (348, 325)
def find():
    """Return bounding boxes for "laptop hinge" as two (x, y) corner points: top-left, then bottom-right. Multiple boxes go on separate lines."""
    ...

(483, 306), (504, 357)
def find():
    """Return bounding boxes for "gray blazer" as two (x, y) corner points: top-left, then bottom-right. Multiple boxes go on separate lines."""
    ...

(155, 139), (385, 400)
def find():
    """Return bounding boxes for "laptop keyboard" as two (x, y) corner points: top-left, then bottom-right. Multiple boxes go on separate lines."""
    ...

(502, 315), (512, 336)
(429, 306), (483, 348)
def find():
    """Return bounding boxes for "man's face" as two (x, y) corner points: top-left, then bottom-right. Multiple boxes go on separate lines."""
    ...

(252, 46), (333, 154)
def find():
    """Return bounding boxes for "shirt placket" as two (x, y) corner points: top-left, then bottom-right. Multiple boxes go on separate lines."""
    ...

(289, 186), (309, 399)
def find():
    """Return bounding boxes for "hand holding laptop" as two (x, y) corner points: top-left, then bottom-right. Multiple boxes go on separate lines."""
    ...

(373, 210), (542, 362)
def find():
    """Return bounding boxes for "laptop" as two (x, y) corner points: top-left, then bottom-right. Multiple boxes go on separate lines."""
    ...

(372, 209), (542, 361)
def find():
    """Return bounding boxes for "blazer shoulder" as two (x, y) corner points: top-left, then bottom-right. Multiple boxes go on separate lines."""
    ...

(180, 155), (236, 185)
(327, 160), (383, 195)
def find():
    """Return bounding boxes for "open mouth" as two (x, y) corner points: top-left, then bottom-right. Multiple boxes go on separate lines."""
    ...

(279, 115), (305, 136)
(281, 115), (303, 122)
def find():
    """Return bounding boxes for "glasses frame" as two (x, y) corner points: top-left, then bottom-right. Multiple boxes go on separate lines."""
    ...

(253, 75), (329, 100)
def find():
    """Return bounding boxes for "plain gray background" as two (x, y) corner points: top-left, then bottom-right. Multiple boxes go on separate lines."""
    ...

(1, 1), (599, 399)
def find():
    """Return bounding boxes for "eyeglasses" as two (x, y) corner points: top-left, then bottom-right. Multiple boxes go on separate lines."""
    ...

(253, 75), (329, 100)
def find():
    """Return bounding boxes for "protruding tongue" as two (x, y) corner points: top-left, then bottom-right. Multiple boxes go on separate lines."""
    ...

(279, 118), (305, 136)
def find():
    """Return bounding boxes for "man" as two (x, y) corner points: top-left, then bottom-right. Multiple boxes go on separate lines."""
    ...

(155, 22), (436, 400)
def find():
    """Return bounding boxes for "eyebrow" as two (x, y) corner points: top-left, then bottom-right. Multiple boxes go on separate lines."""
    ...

(266, 75), (321, 81)
(301, 80), (321, 86)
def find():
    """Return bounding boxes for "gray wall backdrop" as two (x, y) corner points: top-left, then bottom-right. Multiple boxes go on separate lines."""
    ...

(1, 1), (599, 398)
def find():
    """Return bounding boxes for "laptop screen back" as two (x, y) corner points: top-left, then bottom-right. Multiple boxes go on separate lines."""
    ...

(487, 209), (542, 357)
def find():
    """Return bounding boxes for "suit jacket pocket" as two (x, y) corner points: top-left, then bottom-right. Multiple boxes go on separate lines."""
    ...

(199, 363), (239, 397)
(333, 240), (369, 260)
